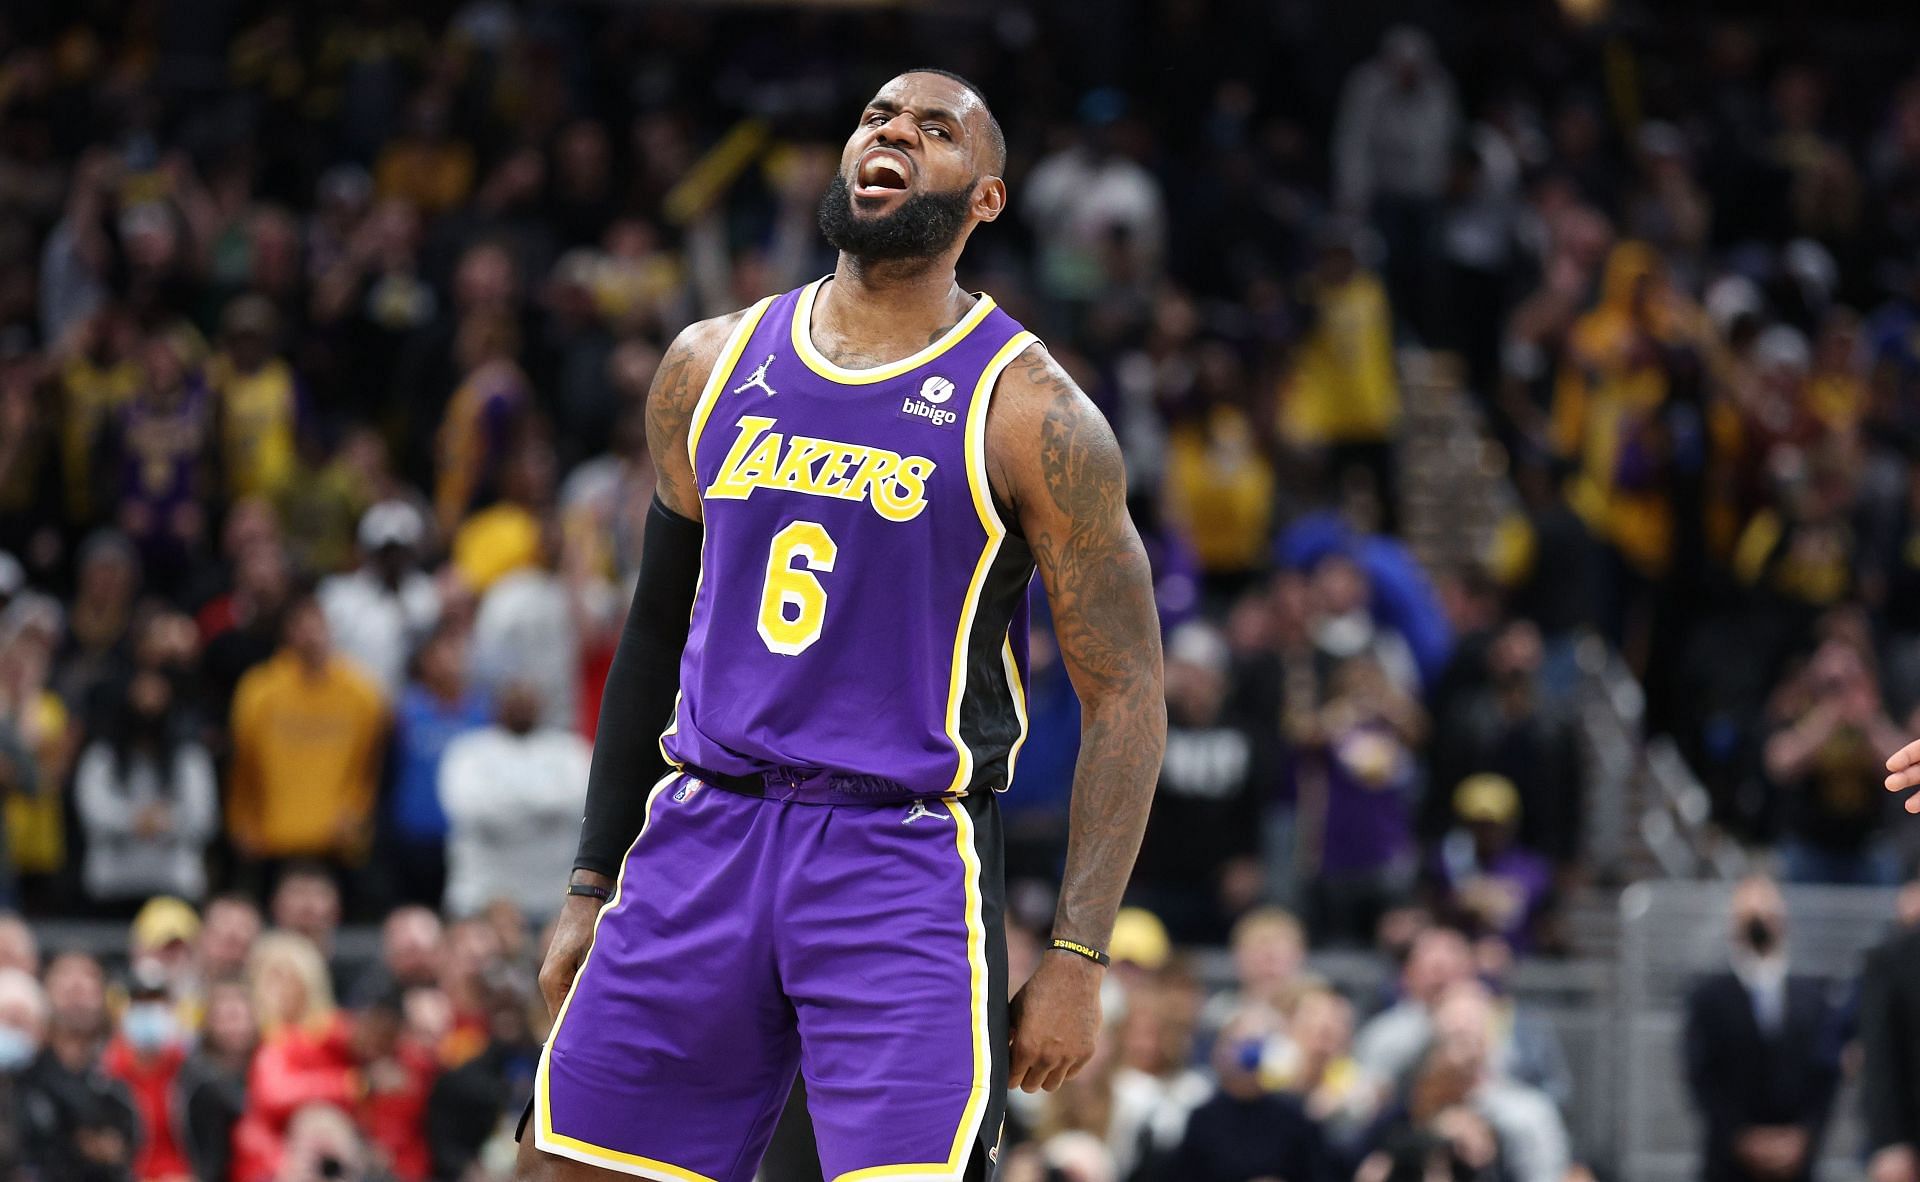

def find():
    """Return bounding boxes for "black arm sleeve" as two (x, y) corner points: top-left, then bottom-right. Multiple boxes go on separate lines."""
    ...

(573, 496), (703, 877)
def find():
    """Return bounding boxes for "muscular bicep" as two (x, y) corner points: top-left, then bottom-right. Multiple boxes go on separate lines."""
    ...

(994, 349), (1162, 705)
(646, 314), (742, 520)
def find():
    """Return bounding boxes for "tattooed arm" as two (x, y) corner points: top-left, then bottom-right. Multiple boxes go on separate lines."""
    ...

(989, 345), (1166, 1092)
(646, 312), (746, 520)
(540, 312), (740, 1018)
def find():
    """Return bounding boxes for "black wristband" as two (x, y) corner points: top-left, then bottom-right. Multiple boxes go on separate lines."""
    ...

(567, 882), (613, 902)
(1049, 938), (1111, 967)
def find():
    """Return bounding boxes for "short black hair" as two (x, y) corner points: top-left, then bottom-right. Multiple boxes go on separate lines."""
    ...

(901, 67), (1006, 176)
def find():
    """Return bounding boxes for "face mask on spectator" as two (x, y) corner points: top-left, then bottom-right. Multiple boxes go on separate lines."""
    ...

(0, 1026), (34, 1071)
(122, 1002), (177, 1053)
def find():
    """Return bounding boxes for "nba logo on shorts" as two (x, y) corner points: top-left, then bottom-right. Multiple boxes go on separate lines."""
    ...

(672, 777), (702, 802)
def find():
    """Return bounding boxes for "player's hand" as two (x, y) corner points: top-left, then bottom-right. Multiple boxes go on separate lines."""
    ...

(1007, 950), (1101, 1093)
(1888, 740), (1920, 812)
(538, 878), (610, 1018)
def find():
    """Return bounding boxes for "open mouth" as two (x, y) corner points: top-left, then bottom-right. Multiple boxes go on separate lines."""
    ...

(854, 149), (911, 197)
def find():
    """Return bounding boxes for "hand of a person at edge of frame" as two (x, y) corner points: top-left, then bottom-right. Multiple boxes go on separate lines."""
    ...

(539, 873), (611, 1018)
(1007, 950), (1102, 1093)
(1886, 739), (1920, 812)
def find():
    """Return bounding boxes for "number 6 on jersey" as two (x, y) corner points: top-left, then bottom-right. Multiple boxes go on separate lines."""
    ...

(758, 520), (838, 655)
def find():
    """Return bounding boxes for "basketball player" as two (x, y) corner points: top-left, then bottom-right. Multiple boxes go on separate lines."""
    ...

(518, 69), (1166, 1182)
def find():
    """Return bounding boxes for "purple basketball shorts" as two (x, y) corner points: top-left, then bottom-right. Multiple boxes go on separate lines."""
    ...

(532, 772), (1010, 1181)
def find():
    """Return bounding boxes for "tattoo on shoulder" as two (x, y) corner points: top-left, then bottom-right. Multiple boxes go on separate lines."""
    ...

(1017, 352), (1155, 694)
(645, 328), (718, 514)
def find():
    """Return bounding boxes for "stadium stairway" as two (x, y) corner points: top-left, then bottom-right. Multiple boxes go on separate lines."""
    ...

(1390, 348), (1729, 962)
(1393, 349), (1506, 577)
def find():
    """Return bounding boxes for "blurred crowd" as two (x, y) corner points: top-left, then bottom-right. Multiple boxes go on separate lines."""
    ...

(0, 0), (1913, 1179)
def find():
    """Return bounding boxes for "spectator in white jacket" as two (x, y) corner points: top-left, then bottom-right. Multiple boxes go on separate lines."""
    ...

(318, 500), (440, 700)
(437, 681), (589, 920)
(74, 667), (217, 902)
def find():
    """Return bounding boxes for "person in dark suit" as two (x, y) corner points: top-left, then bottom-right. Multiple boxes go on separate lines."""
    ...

(1857, 881), (1920, 1182)
(1683, 876), (1842, 1182)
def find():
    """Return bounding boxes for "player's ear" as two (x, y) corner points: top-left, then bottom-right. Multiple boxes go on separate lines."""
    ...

(973, 176), (1006, 223)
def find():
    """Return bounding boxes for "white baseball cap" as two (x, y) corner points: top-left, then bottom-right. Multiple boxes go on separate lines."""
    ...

(358, 501), (425, 551)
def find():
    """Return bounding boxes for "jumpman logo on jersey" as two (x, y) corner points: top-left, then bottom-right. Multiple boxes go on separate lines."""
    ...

(901, 800), (949, 825)
(733, 354), (778, 397)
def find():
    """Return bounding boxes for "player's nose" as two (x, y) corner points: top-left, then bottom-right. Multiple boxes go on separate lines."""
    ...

(871, 112), (919, 149)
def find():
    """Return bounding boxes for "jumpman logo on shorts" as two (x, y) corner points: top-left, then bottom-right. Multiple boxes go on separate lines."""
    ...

(733, 354), (778, 397)
(901, 800), (948, 825)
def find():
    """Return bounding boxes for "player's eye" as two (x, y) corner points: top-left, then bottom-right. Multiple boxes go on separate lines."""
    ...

(864, 112), (888, 127)
(925, 125), (950, 139)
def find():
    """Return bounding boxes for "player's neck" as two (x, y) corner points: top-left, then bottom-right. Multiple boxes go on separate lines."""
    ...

(823, 253), (973, 346)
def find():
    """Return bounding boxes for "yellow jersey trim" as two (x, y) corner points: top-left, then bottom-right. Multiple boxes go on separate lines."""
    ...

(686, 296), (778, 473)
(942, 332), (1039, 796)
(791, 277), (999, 385)
(534, 773), (718, 1182)
(657, 297), (778, 769)
(832, 798), (991, 1182)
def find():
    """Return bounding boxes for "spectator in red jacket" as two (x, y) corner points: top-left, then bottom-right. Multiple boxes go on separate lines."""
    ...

(101, 963), (191, 1182)
(232, 933), (357, 1182)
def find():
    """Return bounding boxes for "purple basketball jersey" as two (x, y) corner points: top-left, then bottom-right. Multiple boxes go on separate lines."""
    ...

(661, 278), (1039, 803)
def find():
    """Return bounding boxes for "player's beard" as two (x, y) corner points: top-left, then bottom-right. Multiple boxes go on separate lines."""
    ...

(817, 172), (974, 262)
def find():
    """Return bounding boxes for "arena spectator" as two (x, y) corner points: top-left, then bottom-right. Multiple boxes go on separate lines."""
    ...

(1283, 225), (1404, 531)
(1763, 628), (1908, 884)
(127, 896), (203, 1025)
(1685, 876), (1841, 1182)
(0, 967), (47, 1173)
(1391, 981), (1569, 1182)
(1331, 26), (1459, 335)
(101, 963), (191, 1182)
(52, 531), (138, 739)
(318, 500), (441, 701)
(0, 914), (38, 978)
(234, 933), (356, 1182)
(174, 978), (258, 1182)
(0, 595), (72, 909)
(102, 334), (215, 596)
(23, 951), (138, 1182)
(464, 467), (585, 733)
(1130, 621), (1262, 943)
(1275, 988), (1383, 1152)
(1111, 970), (1212, 1175)
(73, 664), (218, 904)
(350, 988), (437, 1181)
(1173, 1004), (1333, 1182)
(1356, 925), (1476, 1087)
(275, 1102), (376, 1182)
(228, 591), (388, 888)
(208, 294), (301, 504)
(382, 623), (489, 909)
(1023, 91), (1167, 312)
(269, 868), (344, 977)
(437, 682), (590, 920)
(433, 311), (532, 539)
(1202, 907), (1315, 1033)
(348, 906), (444, 1008)
(1297, 651), (1424, 944)
(425, 968), (539, 1180)
(1428, 775), (1555, 953)
(199, 536), (296, 722)
(200, 894), (264, 984)
(1428, 617), (1585, 870)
